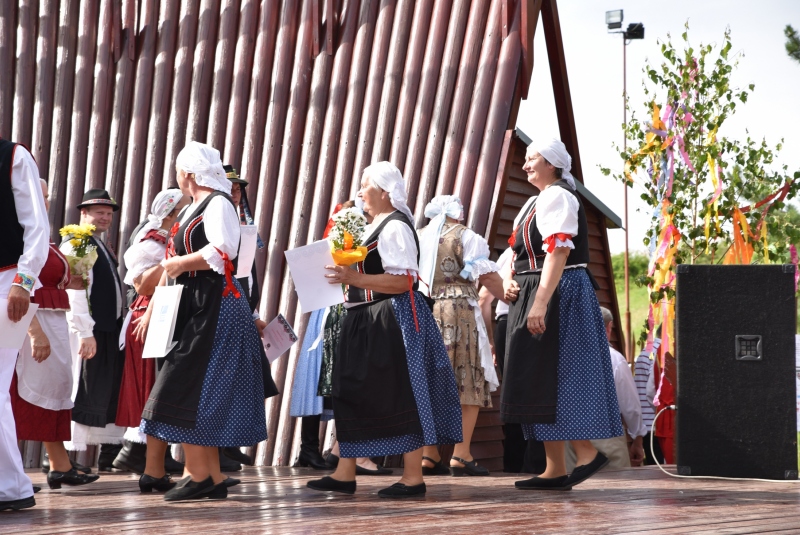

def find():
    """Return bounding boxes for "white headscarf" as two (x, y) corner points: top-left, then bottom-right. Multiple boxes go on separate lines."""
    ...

(418, 195), (464, 295)
(132, 189), (184, 244)
(176, 141), (231, 195)
(527, 138), (576, 190)
(363, 161), (414, 223)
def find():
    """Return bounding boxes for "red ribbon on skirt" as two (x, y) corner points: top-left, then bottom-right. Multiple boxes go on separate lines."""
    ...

(215, 247), (241, 298)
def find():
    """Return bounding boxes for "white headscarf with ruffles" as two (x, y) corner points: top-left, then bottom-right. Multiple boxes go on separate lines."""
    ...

(526, 138), (576, 190)
(176, 141), (231, 195)
(363, 161), (414, 223)
(418, 195), (464, 295)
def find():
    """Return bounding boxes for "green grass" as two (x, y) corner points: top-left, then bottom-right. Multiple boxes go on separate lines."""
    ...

(615, 282), (651, 352)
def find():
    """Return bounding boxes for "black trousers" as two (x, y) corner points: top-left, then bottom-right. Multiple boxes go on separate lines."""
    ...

(495, 315), (547, 474)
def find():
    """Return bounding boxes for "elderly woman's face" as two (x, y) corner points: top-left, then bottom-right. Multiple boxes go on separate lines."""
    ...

(357, 174), (386, 217)
(523, 152), (556, 189)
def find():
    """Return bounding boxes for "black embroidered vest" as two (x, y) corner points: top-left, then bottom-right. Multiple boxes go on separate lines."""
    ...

(170, 192), (238, 279)
(346, 211), (420, 304)
(0, 139), (26, 272)
(512, 180), (590, 275)
(89, 237), (123, 332)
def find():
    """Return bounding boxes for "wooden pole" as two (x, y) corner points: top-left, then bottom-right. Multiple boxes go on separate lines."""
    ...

(31, 0), (59, 177)
(206, 0), (240, 150)
(370, 0), (414, 163)
(86, 0), (115, 191)
(222, 0), (260, 168)
(186, 0), (222, 142)
(0, 0), (16, 139)
(64, 0), (100, 228)
(12, 0), (37, 147)
(162, 0), (201, 189)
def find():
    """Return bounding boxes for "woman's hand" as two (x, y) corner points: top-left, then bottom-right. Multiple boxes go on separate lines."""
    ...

(254, 318), (267, 338)
(162, 256), (186, 279)
(78, 336), (97, 360)
(526, 300), (548, 336)
(66, 275), (87, 290)
(132, 307), (153, 343)
(28, 318), (51, 363)
(324, 265), (358, 286)
(503, 279), (520, 302)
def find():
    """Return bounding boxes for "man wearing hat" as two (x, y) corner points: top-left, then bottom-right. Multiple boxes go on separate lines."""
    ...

(61, 189), (126, 469)
(0, 139), (49, 511)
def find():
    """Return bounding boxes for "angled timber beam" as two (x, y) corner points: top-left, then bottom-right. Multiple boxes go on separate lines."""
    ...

(520, 0), (543, 98)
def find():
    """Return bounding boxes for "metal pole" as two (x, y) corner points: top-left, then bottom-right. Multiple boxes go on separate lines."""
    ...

(623, 35), (632, 363)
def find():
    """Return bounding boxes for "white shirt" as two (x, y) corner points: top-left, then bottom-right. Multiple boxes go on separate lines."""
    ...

(536, 185), (580, 251)
(6, 145), (49, 292)
(123, 229), (168, 285)
(609, 345), (647, 439)
(494, 248), (513, 318)
(372, 216), (419, 278)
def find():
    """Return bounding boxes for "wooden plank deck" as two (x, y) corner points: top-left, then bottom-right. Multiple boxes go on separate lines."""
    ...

(4, 466), (800, 534)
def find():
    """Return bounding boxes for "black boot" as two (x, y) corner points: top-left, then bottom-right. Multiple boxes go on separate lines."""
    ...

(112, 440), (147, 473)
(164, 448), (185, 475)
(98, 443), (123, 472)
(222, 447), (253, 466)
(297, 415), (328, 469)
(218, 449), (242, 472)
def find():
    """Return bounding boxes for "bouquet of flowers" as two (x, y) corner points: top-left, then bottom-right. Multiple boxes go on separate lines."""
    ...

(59, 223), (98, 310)
(328, 208), (368, 266)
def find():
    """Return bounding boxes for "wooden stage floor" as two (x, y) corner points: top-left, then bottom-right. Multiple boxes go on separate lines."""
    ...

(4, 466), (800, 534)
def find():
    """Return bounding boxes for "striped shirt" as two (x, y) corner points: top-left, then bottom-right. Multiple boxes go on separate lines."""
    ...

(634, 338), (661, 430)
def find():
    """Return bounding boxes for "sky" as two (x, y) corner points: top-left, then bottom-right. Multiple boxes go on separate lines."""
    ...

(516, 0), (800, 254)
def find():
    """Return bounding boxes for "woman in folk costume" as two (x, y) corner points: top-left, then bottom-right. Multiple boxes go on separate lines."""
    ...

(134, 141), (274, 501)
(308, 162), (462, 499)
(113, 190), (187, 489)
(291, 201), (392, 475)
(502, 139), (621, 491)
(417, 195), (506, 477)
(11, 179), (99, 490)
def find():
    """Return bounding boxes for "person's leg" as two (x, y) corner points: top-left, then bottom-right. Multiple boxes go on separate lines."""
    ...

(421, 445), (440, 468)
(182, 444), (212, 482)
(539, 441), (568, 478)
(204, 445), (224, 485)
(570, 439), (599, 468)
(450, 405), (480, 466)
(43, 442), (72, 473)
(356, 457), (379, 470)
(400, 448), (424, 486)
(0, 350), (34, 502)
(330, 456), (357, 482)
(300, 415), (321, 455)
(143, 436), (168, 478)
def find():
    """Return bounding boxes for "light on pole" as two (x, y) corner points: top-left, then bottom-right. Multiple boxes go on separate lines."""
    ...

(606, 10), (645, 363)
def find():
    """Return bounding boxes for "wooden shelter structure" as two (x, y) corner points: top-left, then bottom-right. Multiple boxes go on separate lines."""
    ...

(2, 0), (622, 469)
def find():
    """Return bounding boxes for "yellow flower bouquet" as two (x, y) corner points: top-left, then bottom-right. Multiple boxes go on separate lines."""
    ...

(328, 208), (368, 266)
(59, 223), (98, 310)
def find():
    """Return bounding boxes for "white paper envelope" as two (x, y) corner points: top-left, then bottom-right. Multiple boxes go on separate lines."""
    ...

(284, 240), (345, 312)
(141, 285), (184, 359)
(236, 225), (258, 279)
(0, 299), (39, 350)
(262, 313), (299, 363)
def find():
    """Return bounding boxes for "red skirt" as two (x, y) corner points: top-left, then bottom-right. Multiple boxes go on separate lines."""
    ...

(115, 296), (157, 428)
(10, 373), (72, 442)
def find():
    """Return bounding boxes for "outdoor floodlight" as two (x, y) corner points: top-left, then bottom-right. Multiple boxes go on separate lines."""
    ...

(606, 10), (623, 30)
(625, 22), (645, 40)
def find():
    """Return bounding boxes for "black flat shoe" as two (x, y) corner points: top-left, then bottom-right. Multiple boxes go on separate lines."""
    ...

(164, 449), (185, 475)
(41, 454), (92, 475)
(564, 452), (609, 487)
(222, 447), (254, 466)
(324, 452), (340, 469)
(223, 477), (241, 488)
(421, 456), (450, 476)
(218, 449), (242, 472)
(139, 474), (176, 493)
(356, 464), (393, 476)
(515, 475), (573, 491)
(32, 486), (41, 494)
(207, 482), (228, 499)
(112, 440), (147, 474)
(449, 456), (489, 477)
(47, 469), (100, 489)
(164, 477), (215, 501)
(307, 476), (356, 495)
(298, 449), (330, 470)
(0, 496), (35, 511)
(378, 482), (426, 499)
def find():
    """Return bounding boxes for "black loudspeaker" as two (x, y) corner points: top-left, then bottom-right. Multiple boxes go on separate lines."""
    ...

(675, 264), (798, 479)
